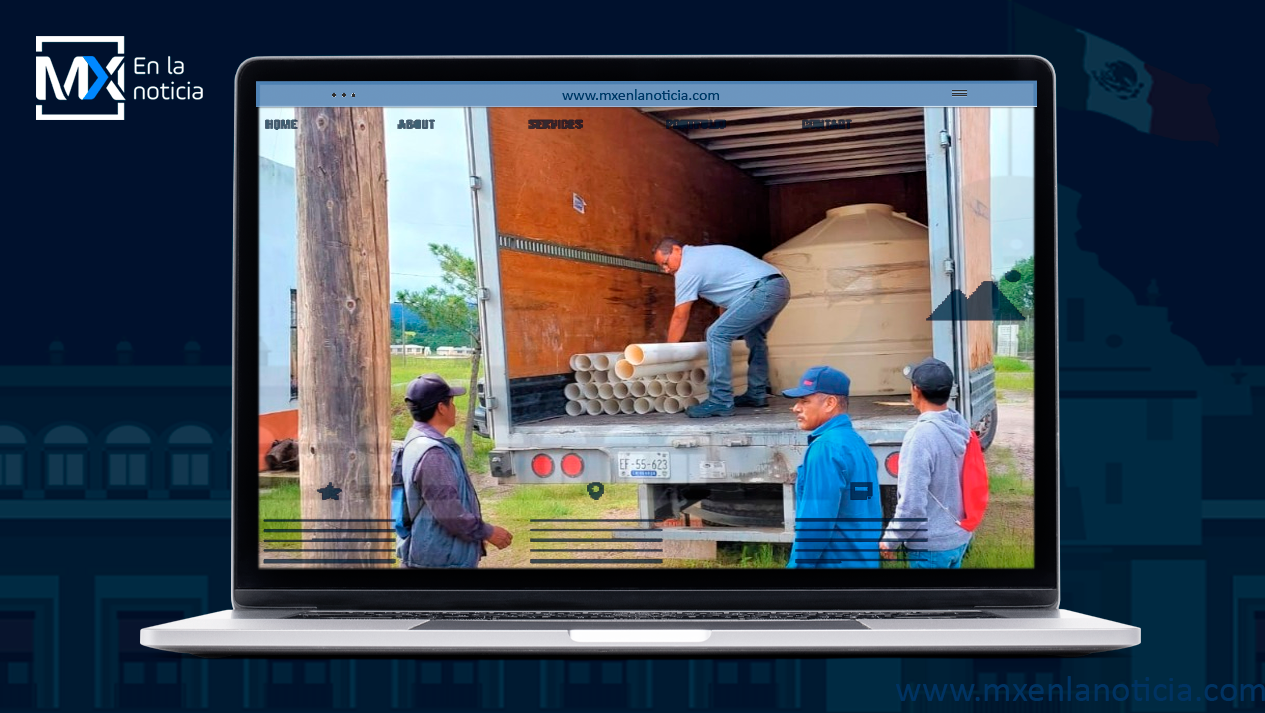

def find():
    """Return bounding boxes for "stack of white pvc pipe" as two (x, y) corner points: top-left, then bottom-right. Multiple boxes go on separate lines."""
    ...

(566, 342), (753, 416)
(565, 351), (624, 416)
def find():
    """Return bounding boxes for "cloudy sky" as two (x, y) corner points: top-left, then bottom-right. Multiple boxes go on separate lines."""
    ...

(258, 107), (476, 297)
(989, 107), (1035, 279)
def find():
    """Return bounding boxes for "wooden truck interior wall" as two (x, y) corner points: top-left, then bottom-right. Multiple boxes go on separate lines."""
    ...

(490, 107), (769, 379)
(768, 173), (929, 246)
(960, 108), (994, 372)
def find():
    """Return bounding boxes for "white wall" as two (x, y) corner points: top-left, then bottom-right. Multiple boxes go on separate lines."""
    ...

(258, 157), (297, 415)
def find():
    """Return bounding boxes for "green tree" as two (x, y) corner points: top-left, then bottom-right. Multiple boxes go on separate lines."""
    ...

(999, 256), (1034, 316)
(396, 244), (483, 459)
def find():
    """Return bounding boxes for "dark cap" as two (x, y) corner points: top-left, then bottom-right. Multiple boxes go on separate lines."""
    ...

(782, 365), (851, 398)
(903, 357), (954, 392)
(405, 373), (466, 409)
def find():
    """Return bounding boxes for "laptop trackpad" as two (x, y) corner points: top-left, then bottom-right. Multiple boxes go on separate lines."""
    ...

(570, 629), (710, 643)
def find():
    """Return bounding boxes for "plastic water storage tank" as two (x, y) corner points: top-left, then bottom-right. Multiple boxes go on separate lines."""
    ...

(763, 204), (932, 396)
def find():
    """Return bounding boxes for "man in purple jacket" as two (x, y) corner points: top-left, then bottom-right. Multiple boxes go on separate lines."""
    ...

(397, 374), (512, 568)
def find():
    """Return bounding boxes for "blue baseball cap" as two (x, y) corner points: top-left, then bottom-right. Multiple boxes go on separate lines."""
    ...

(782, 365), (851, 398)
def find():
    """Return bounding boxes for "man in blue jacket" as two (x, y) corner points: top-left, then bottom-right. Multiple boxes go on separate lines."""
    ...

(783, 366), (883, 568)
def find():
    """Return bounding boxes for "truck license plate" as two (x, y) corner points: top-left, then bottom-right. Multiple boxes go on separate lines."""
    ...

(618, 452), (670, 478)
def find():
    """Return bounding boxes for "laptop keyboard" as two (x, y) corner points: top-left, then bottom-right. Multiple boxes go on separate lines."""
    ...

(289, 610), (998, 620)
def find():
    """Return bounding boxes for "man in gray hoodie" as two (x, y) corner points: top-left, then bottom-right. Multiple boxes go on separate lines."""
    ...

(880, 358), (974, 568)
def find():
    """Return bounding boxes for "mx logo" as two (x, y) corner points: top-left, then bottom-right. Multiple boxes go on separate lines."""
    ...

(36, 36), (125, 120)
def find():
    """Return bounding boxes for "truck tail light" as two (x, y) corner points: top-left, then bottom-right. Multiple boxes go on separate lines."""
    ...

(885, 451), (900, 476)
(531, 454), (554, 477)
(561, 453), (584, 477)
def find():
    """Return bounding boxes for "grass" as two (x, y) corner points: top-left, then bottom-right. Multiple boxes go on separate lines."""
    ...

(959, 530), (1035, 568)
(478, 483), (644, 568)
(677, 542), (792, 569)
(995, 371), (1034, 395)
(963, 444), (1034, 568)
(259, 480), (302, 551)
(993, 356), (1032, 372)
(390, 355), (472, 387)
(993, 357), (1034, 402)
(488, 483), (642, 522)
(389, 355), (492, 473)
(728, 543), (790, 568)
(986, 445), (1034, 497)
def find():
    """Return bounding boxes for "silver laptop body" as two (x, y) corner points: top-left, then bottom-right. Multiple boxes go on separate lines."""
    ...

(142, 55), (1139, 656)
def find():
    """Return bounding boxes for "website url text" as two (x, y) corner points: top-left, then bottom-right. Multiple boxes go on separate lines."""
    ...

(560, 90), (720, 102)
(898, 679), (1264, 703)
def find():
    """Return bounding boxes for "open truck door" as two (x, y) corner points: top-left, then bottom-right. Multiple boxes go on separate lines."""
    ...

(924, 107), (999, 449)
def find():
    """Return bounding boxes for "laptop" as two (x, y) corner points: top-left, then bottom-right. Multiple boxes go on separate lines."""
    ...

(141, 55), (1139, 655)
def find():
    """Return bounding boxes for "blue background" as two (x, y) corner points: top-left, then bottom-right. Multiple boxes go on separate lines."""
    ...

(10, 0), (1263, 709)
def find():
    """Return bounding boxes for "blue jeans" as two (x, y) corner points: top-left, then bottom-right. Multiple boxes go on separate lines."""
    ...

(705, 277), (791, 405)
(907, 539), (971, 569)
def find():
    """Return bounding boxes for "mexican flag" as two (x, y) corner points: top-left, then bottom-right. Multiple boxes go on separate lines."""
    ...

(1012, 3), (1219, 145)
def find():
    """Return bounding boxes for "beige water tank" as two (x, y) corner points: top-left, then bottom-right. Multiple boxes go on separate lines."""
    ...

(763, 204), (932, 396)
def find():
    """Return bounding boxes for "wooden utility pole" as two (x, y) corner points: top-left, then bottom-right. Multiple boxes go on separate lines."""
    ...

(295, 107), (392, 568)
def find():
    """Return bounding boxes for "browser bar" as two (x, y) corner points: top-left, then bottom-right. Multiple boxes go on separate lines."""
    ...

(255, 81), (1036, 107)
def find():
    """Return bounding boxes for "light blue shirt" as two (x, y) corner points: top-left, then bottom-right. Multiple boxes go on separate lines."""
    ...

(674, 245), (780, 309)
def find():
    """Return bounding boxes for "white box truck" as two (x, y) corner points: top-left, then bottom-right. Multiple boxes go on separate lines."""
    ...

(468, 106), (998, 549)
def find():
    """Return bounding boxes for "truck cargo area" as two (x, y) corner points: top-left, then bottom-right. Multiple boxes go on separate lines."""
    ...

(471, 104), (996, 539)
(479, 106), (948, 430)
(511, 395), (919, 438)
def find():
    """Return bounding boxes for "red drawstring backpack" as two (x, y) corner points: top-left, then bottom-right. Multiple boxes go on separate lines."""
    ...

(928, 429), (989, 532)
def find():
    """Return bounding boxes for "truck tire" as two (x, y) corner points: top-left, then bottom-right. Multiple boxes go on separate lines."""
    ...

(975, 406), (998, 451)
(694, 485), (784, 528)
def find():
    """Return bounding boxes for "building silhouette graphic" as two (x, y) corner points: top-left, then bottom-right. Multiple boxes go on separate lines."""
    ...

(0, 340), (231, 710)
(1055, 185), (1204, 548)
(1, 176), (1263, 709)
(926, 281), (1026, 322)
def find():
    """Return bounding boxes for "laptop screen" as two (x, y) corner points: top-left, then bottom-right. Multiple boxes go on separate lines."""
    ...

(251, 78), (1039, 576)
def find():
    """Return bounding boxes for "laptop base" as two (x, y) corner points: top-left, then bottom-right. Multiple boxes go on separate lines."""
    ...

(143, 608), (1138, 656)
